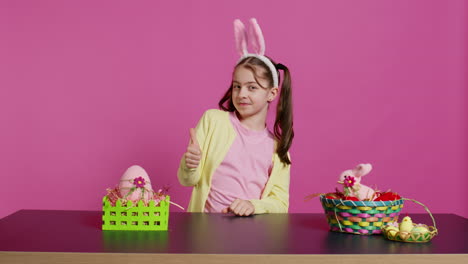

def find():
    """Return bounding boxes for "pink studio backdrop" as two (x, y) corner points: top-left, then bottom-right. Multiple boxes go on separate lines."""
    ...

(1, 0), (467, 219)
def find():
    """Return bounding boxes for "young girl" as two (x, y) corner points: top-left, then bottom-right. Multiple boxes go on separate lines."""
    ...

(177, 18), (294, 216)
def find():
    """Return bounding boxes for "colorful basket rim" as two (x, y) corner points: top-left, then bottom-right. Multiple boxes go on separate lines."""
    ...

(319, 195), (404, 207)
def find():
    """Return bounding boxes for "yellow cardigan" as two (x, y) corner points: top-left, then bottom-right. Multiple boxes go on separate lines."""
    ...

(177, 109), (291, 214)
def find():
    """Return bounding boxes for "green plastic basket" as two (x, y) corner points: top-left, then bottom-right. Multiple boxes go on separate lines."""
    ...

(102, 195), (170, 231)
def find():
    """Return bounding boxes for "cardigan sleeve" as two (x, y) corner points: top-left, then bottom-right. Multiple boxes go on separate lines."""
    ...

(249, 153), (291, 214)
(177, 110), (211, 187)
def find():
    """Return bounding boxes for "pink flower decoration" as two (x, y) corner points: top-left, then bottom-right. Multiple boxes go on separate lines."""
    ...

(343, 176), (355, 187)
(133, 176), (146, 188)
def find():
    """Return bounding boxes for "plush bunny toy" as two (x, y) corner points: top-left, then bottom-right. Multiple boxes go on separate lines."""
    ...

(338, 163), (375, 200)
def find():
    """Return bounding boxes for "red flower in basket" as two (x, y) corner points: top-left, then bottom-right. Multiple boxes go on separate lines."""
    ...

(133, 176), (146, 188)
(343, 175), (356, 187)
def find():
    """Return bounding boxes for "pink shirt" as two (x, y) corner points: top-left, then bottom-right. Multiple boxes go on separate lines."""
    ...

(204, 112), (275, 213)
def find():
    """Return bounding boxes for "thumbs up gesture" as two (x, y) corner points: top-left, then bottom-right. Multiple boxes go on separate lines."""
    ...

(185, 128), (202, 169)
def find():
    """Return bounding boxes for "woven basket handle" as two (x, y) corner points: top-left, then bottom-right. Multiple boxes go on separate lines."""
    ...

(399, 198), (437, 229)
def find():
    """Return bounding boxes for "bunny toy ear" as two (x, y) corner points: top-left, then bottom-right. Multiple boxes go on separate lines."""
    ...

(234, 19), (248, 56)
(248, 18), (266, 55)
(354, 164), (373, 177)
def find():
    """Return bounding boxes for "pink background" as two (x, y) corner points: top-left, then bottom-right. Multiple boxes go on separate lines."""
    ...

(1, 0), (467, 219)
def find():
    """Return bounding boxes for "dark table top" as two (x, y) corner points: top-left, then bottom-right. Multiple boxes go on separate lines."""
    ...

(0, 210), (467, 254)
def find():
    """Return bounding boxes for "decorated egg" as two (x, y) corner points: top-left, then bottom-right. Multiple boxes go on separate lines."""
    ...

(119, 165), (154, 202)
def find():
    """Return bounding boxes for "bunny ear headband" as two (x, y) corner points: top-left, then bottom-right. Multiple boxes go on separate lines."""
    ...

(234, 18), (279, 88)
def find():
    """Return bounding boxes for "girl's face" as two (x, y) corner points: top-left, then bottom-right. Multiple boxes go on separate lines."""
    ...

(231, 66), (278, 120)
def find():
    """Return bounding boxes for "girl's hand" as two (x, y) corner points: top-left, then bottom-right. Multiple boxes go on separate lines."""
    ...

(222, 199), (255, 216)
(185, 128), (201, 169)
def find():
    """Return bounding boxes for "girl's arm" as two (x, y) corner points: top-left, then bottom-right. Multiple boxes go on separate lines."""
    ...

(177, 111), (210, 186)
(177, 153), (200, 187)
(249, 154), (291, 214)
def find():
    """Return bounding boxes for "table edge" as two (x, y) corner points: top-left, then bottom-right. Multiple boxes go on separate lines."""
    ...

(1, 251), (467, 264)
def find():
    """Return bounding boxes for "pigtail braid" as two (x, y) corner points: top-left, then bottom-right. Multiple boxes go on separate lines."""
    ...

(274, 63), (294, 165)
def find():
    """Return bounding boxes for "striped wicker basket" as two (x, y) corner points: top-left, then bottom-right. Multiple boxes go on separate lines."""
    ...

(320, 195), (404, 235)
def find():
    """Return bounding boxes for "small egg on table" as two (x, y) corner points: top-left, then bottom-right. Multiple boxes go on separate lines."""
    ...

(411, 226), (429, 235)
(385, 226), (399, 237)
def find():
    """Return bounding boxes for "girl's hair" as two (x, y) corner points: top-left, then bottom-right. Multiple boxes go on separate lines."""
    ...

(218, 56), (294, 165)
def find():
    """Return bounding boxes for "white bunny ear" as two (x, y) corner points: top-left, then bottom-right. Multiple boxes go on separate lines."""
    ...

(248, 18), (266, 55)
(234, 19), (248, 56)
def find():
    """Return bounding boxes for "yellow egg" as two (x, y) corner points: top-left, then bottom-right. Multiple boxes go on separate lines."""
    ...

(411, 226), (429, 234)
(385, 226), (399, 237)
